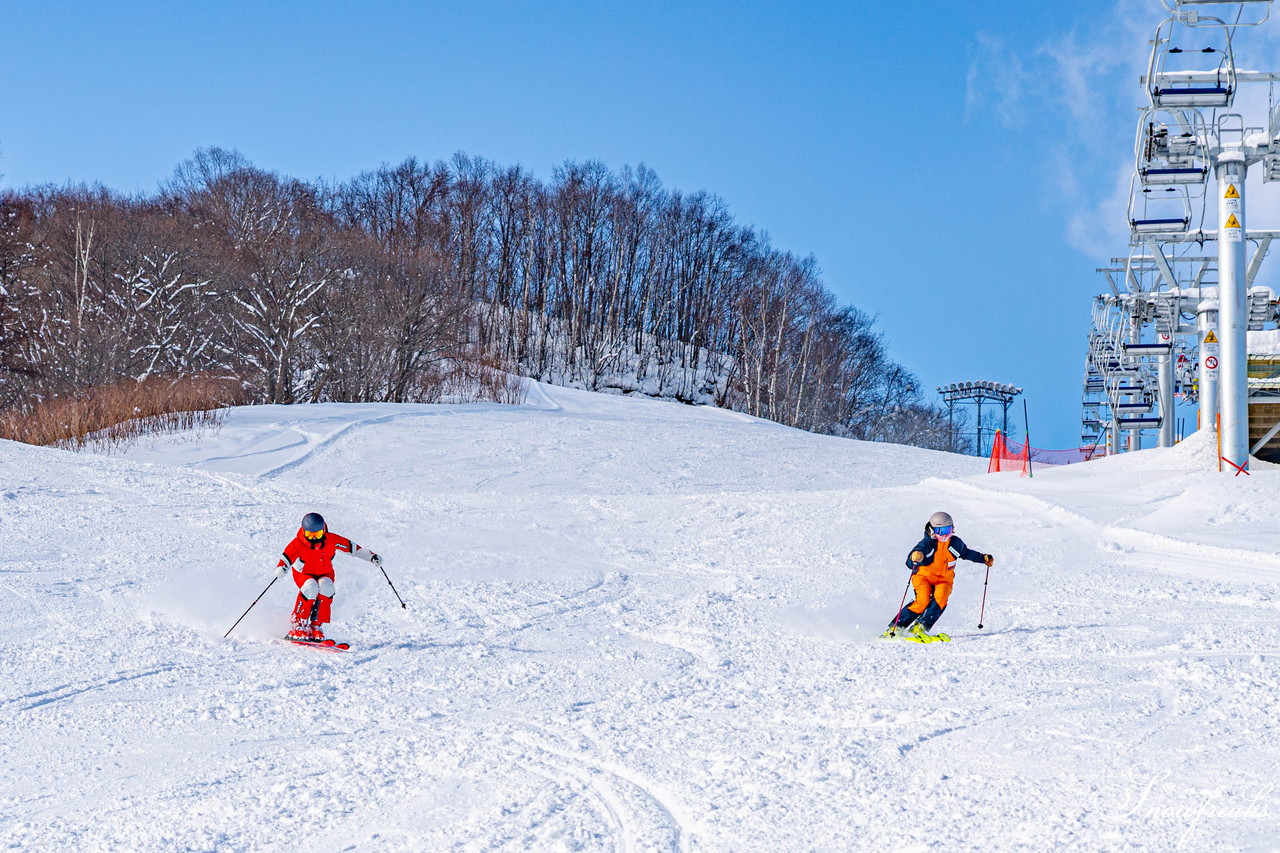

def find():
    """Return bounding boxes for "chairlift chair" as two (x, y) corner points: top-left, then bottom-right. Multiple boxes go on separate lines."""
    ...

(1123, 342), (1174, 355)
(1150, 82), (1233, 110)
(1146, 17), (1237, 109)
(1248, 287), (1275, 329)
(1266, 156), (1280, 183)
(1130, 216), (1193, 234)
(1267, 101), (1280, 180)
(1117, 416), (1163, 429)
(1128, 173), (1193, 236)
(1141, 164), (1210, 185)
(1136, 112), (1209, 188)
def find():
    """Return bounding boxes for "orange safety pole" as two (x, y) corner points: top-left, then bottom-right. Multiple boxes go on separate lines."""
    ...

(1217, 412), (1223, 472)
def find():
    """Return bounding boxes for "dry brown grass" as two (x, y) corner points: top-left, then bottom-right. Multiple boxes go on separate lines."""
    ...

(0, 375), (244, 451)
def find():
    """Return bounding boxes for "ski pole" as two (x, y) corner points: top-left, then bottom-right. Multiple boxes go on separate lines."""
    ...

(887, 576), (912, 637)
(224, 576), (277, 638)
(977, 566), (990, 629)
(378, 562), (408, 609)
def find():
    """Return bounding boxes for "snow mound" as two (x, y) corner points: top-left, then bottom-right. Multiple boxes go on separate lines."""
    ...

(3, 384), (1279, 851)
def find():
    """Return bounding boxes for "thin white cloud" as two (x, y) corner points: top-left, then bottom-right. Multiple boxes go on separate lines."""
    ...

(965, 32), (1033, 126)
(1068, 161), (1137, 259)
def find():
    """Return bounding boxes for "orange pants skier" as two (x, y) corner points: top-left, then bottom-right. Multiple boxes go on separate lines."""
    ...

(885, 511), (993, 640)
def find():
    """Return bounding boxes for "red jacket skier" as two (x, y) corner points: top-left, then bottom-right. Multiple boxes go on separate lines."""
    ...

(275, 512), (382, 642)
(882, 511), (993, 643)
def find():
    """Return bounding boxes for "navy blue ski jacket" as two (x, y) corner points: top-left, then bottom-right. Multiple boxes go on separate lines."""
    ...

(905, 535), (987, 572)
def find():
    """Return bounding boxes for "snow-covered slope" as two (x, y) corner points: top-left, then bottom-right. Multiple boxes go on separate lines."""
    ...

(2, 384), (1278, 851)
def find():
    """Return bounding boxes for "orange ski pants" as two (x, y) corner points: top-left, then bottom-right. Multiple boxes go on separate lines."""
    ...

(906, 571), (952, 614)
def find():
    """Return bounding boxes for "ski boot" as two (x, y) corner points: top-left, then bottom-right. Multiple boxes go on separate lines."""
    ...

(286, 624), (313, 642)
(911, 623), (953, 643)
(905, 623), (935, 644)
(308, 622), (326, 642)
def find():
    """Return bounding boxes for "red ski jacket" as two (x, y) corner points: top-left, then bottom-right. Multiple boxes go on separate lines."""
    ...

(277, 529), (372, 578)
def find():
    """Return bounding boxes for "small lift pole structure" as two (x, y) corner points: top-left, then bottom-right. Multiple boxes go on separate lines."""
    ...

(938, 381), (1022, 457)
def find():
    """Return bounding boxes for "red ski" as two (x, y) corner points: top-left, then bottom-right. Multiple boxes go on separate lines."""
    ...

(285, 638), (350, 652)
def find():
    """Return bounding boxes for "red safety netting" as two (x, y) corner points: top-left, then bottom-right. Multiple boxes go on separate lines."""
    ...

(988, 430), (1107, 475)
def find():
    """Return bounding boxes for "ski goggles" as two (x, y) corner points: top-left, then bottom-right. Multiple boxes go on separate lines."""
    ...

(932, 525), (954, 537)
(302, 528), (325, 540)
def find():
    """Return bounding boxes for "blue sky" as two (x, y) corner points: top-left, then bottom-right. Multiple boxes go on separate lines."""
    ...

(5, 0), (1277, 449)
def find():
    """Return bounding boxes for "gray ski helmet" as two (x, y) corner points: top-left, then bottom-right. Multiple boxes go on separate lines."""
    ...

(928, 511), (954, 529)
(926, 511), (954, 537)
(301, 512), (327, 535)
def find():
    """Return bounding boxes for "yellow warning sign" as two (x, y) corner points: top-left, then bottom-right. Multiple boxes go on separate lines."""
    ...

(1225, 183), (1240, 199)
(1226, 213), (1241, 229)
(1205, 330), (1218, 343)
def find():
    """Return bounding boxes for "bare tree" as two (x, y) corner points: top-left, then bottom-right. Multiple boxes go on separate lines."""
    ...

(168, 149), (343, 403)
(0, 191), (42, 406)
(314, 236), (469, 402)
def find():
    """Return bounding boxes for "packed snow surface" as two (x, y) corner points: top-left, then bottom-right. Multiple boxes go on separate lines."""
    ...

(3, 383), (1279, 851)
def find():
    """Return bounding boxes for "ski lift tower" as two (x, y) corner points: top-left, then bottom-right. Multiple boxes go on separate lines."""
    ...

(938, 381), (1022, 456)
(1137, 0), (1280, 473)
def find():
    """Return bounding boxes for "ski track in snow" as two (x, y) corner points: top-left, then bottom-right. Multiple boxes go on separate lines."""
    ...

(2, 385), (1279, 851)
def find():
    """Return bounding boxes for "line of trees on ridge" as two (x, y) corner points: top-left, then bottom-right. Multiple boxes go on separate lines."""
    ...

(0, 148), (958, 449)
